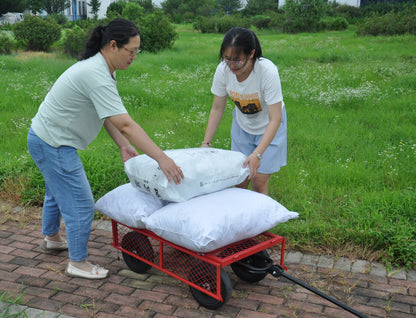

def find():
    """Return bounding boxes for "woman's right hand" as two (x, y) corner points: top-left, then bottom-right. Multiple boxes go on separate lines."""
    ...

(158, 155), (184, 185)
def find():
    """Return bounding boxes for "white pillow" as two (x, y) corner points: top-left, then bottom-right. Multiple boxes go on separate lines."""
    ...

(95, 183), (166, 229)
(124, 147), (250, 202)
(145, 188), (299, 252)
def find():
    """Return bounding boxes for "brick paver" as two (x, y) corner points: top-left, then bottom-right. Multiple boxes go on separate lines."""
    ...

(1, 211), (415, 317)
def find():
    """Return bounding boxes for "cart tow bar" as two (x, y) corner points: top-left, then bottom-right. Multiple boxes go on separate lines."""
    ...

(268, 264), (368, 318)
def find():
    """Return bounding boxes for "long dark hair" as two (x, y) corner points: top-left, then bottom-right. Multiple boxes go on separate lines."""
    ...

(81, 18), (140, 60)
(219, 27), (262, 61)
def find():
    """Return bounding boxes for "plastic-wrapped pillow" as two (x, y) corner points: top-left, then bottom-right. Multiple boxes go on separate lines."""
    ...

(95, 183), (166, 229)
(124, 147), (250, 202)
(145, 187), (299, 252)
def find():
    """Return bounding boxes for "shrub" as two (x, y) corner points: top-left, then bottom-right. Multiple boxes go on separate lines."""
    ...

(193, 14), (251, 33)
(318, 17), (349, 31)
(333, 4), (363, 24)
(217, 14), (251, 33)
(268, 11), (286, 31)
(253, 15), (271, 29)
(64, 19), (100, 30)
(243, 0), (280, 16)
(62, 25), (90, 59)
(139, 12), (178, 53)
(13, 16), (61, 51)
(0, 33), (14, 54)
(48, 13), (68, 25)
(106, 1), (126, 19)
(284, 0), (327, 33)
(122, 2), (144, 22)
(356, 7), (416, 36)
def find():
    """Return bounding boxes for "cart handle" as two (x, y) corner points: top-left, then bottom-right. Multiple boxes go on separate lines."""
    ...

(268, 265), (368, 318)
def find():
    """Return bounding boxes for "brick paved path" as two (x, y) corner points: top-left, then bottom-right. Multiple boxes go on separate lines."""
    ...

(1, 217), (415, 317)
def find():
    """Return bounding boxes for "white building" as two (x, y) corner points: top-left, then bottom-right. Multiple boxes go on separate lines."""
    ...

(64, 0), (118, 21)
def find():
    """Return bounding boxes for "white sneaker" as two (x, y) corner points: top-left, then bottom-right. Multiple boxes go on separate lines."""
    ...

(65, 262), (109, 280)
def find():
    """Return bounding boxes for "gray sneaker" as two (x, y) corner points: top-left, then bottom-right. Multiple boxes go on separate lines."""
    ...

(40, 238), (68, 251)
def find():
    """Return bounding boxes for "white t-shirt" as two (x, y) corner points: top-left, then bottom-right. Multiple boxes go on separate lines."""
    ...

(31, 53), (127, 150)
(211, 57), (283, 135)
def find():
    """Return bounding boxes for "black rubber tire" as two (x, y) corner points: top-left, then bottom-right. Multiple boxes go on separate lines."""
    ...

(189, 266), (232, 309)
(121, 231), (154, 273)
(231, 249), (270, 283)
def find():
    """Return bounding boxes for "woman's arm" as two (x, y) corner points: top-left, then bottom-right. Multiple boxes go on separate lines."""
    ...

(244, 101), (282, 178)
(105, 114), (183, 184)
(202, 95), (228, 146)
(104, 118), (139, 163)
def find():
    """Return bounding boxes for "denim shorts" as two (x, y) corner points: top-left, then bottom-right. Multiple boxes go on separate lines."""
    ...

(231, 107), (287, 174)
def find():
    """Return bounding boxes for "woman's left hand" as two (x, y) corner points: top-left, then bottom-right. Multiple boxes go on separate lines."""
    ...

(121, 145), (139, 163)
(244, 153), (261, 180)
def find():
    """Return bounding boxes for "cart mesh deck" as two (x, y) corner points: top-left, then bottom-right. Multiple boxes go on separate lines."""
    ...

(112, 219), (286, 306)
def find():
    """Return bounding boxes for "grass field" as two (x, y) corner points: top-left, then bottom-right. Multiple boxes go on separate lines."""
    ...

(0, 26), (415, 269)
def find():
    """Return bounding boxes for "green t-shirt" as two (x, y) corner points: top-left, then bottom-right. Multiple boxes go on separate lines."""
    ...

(31, 53), (127, 150)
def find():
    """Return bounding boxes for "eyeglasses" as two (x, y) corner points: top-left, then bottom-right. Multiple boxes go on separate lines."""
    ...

(224, 58), (246, 68)
(123, 47), (141, 56)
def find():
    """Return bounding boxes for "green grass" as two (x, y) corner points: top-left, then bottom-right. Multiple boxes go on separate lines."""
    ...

(0, 28), (415, 269)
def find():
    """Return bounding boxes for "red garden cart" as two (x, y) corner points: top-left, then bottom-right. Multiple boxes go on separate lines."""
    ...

(111, 219), (367, 317)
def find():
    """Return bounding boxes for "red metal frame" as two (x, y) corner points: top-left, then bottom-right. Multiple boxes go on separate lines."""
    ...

(112, 219), (287, 302)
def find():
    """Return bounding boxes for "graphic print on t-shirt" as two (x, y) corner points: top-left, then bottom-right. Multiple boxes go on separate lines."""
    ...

(229, 90), (262, 114)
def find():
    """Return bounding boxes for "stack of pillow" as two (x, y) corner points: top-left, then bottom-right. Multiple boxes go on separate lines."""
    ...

(95, 148), (298, 252)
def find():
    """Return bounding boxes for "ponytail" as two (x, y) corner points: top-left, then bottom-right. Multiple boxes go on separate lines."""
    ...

(219, 27), (263, 61)
(81, 18), (140, 60)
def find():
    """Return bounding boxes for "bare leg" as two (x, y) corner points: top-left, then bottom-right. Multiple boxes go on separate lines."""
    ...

(251, 173), (271, 195)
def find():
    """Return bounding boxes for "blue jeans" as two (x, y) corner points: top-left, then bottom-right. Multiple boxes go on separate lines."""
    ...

(27, 127), (94, 261)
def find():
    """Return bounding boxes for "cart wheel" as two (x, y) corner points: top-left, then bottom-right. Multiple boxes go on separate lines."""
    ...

(231, 250), (270, 283)
(121, 231), (154, 273)
(189, 266), (232, 310)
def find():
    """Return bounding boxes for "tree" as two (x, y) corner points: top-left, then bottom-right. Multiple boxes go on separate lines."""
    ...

(122, 2), (144, 22)
(88, 0), (101, 19)
(43, 0), (71, 14)
(106, 0), (126, 18)
(243, 0), (279, 16)
(130, 0), (154, 14)
(0, 0), (26, 15)
(26, 0), (44, 15)
(218, 0), (242, 14)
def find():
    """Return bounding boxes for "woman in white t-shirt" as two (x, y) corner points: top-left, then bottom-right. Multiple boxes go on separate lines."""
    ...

(202, 27), (287, 195)
(27, 18), (183, 280)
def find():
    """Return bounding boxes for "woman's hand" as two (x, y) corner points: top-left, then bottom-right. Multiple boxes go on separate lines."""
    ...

(244, 152), (261, 180)
(158, 155), (184, 185)
(120, 145), (139, 163)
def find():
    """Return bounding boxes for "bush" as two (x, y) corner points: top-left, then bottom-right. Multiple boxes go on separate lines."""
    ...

(253, 15), (271, 29)
(48, 13), (68, 25)
(333, 4), (363, 24)
(122, 2), (144, 22)
(356, 7), (416, 36)
(13, 16), (61, 51)
(243, 0), (280, 16)
(62, 26), (90, 59)
(106, 1), (126, 19)
(318, 17), (349, 31)
(268, 11), (286, 31)
(0, 33), (14, 54)
(193, 14), (251, 33)
(284, 0), (327, 33)
(139, 12), (178, 53)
